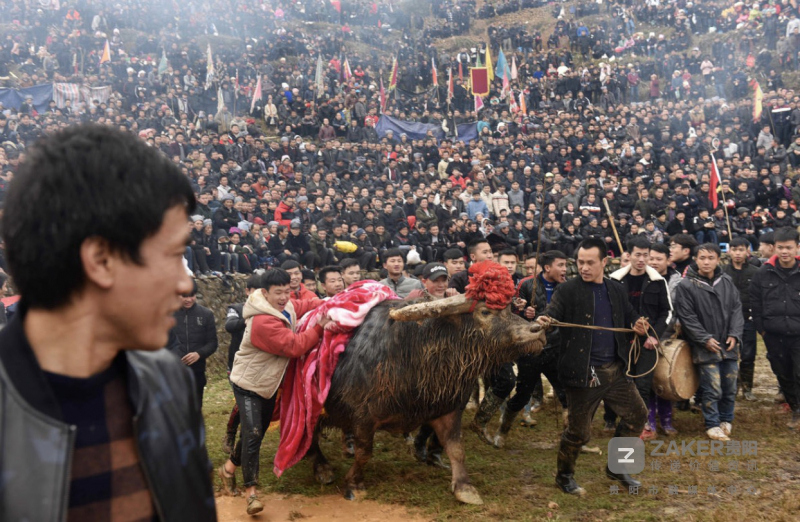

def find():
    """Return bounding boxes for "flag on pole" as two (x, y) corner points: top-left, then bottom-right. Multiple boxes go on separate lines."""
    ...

(250, 75), (262, 113)
(709, 152), (721, 209)
(158, 49), (169, 76)
(447, 67), (454, 102)
(485, 44), (494, 83)
(217, 86), (224, 113)
(342, 56), (352, 81)
(470, 67), (489, 96)
(752, 79), (763, 122)
(315, 54), (325, 95)
(458, 61), (463, 81)
(379, 77), (387, 113)
(204, 44), (215, 90)
(519, 90), (527, 115)
(496, 49), (507, 80)
(99, 39), (111, 64)
(509, 90), (519, 113)
(474, 94), (484, 113)
(431, 57), (438, 87)
(511, 55), (518, 80)
(388, 56), (398, 91)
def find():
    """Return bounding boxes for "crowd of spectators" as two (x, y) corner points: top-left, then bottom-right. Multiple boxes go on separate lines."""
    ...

(3, 0), (800, 277)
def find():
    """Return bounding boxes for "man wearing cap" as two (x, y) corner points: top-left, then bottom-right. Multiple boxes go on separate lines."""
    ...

(406, 262), (457, 467)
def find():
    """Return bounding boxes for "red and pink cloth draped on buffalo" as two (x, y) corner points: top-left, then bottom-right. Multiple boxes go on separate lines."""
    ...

(273, 280), (400, 476)
(464, 261), (515, 310)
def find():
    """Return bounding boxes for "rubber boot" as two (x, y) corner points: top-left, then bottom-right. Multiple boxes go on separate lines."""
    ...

(493, 409), (519, 448)
(469, 392), (504, 445)
(640, 396), (657, 440)
(740, 366), (756, 401)
(657, 397), (677, 436)
(555, 441), (586, 496)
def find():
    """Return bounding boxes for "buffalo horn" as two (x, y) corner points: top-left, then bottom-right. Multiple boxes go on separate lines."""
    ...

(389, 294), (474, 322)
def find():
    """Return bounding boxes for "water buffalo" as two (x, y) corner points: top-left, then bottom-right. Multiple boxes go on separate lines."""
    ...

(308, 292), (546, 505)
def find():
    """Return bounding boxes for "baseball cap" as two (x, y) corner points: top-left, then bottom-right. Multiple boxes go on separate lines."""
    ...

(422, 262), (449, 281)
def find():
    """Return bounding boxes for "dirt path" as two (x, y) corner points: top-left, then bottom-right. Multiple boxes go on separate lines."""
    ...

(216, 494), (431, 522)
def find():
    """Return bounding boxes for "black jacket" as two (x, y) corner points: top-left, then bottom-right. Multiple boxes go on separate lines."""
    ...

(609, 265), (673, 338)
(723, 261), (758, 321)
(0, 309), (216, 522)
(750, 255), (800, 335)
(543, 277), (641, 387)
(518, 273), (561, 350)
(225, 302), (245, 372)
(169, 303), (218, 384)
(674, 266), (743, 364)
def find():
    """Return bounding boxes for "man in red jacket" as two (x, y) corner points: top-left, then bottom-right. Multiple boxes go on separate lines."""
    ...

(220, 268), (327, 515)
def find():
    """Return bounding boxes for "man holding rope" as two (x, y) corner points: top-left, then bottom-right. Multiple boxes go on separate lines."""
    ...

(603, 237), (673, 440)
(537, 238), (649, 496)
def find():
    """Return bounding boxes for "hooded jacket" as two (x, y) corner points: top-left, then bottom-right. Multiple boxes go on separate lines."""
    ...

(229, 290), (323, 399)
(674, 266), (743, 364)
(609, 264), (673, 338)
(749, 255), (800, 335)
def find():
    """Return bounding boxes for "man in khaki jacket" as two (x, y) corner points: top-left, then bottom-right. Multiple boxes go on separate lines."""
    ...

(219, 268), (327, 516)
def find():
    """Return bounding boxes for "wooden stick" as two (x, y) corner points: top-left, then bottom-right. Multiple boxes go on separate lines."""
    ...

(603, 198), (624, 254)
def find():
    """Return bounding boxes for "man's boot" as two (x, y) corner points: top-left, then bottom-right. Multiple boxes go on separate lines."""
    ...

(740, 366), (756, 401)
(493, 409), (520, 448)
(555, 441), (586, 496)
(640, 396), (657, 440)
(606, 465), (642, 489)
(657, 397), (677, 436)
(469, 392), (504, 445)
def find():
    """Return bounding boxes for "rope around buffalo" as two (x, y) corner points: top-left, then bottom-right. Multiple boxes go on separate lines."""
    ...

(546, 320), (663, 379)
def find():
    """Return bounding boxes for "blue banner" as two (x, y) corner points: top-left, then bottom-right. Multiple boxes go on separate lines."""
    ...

(376, 114), (478, 144)
(0, 84), (53, 113)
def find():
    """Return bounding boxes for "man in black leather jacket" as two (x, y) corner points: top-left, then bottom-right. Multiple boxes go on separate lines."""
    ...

(0, 125), (216, 521)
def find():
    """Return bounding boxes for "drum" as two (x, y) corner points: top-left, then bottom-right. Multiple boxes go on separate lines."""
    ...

(653, 339), (699, 401)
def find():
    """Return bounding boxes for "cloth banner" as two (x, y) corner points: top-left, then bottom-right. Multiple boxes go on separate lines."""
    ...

(53, 83), (113, 109)
(375, 114), (478, 143)
(0, 84), (53, 113)
(470, 67), (489, 96)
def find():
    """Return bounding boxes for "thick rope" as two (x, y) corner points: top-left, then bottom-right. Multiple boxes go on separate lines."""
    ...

(547, 319), (662, 379)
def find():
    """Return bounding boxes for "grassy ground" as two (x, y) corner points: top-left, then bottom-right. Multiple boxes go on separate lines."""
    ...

(203, 339), (800, 521)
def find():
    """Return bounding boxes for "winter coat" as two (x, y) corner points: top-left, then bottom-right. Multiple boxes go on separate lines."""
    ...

(168, 303), (218, 386)
(674, 266), (743, 364)
(749, 255), (800, 335)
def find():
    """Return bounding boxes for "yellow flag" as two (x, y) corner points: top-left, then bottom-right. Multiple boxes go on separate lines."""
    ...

(485, 44), (494, 83)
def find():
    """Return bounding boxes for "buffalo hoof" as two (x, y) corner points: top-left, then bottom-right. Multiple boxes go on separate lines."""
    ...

(453, 483), (484, 505)
(344, 484), (367, 501)
(314, 463), (335, 485)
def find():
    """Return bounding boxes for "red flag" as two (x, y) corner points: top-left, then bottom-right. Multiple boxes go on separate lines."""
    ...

(709, 152), (720, 209)
(388, 57), (398, 91)
(432, 57), (438, 87)
(470, 67), (489, 96)
(519, 90), (527, 115)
